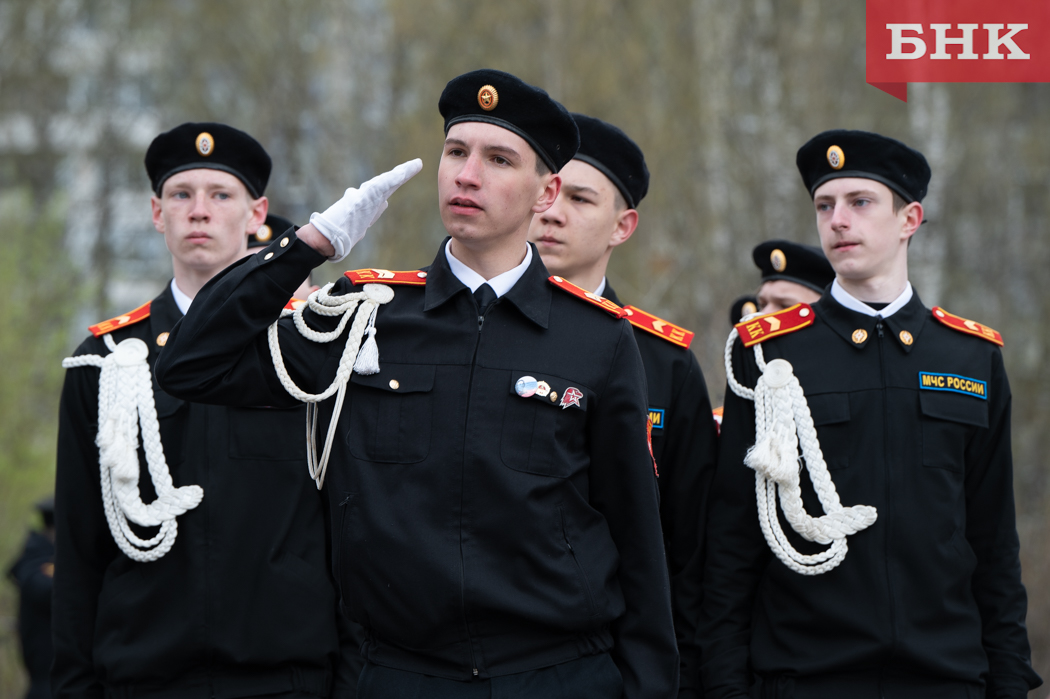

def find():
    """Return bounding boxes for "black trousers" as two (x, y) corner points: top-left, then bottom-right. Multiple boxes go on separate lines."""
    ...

(357, 654), (622, 699)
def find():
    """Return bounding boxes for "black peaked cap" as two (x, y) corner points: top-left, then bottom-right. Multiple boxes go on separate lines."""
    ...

(753, 239), (835, 294)
(572, 113), (649, 208)
(249, 213), (295, 248)
(146, 122), (271, 198)
(796, 129), (930, 203)
(730, 295), (759, 326)
(439, 69), (579, 172)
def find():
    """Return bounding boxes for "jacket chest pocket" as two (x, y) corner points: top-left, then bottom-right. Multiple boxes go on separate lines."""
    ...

(919, 391), (988, 473)
(348, 364), (435, 464)
(500, 372), (589, 478)
(807, 392), (851, 470)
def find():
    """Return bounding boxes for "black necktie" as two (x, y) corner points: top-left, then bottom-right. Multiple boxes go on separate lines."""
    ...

(474, 283), (497, 315)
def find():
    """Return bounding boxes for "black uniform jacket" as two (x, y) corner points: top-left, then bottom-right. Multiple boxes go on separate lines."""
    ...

(603, 284), (717, 697)
(155, 233), (680, 699)
(9, 530), (55, 698)
(53, 285), (355, 699)
(700, 291), (1041, 699)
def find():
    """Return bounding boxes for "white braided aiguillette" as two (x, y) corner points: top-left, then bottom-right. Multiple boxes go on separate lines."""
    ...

(268, 282), (394, 489)
(724, 327), (877, 575)
(62, 335), (204, 562)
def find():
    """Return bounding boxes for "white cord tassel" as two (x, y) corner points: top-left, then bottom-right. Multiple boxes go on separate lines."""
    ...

(62, 335), (204, 562)
(724, 328), (877, 575)
(352, 305), (381, 375)
(268, 282), (395, 489)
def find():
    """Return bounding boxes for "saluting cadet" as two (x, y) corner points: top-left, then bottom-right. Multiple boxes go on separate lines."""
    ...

(155, 69), (679, 699)
(52, 123), (355, 698)
(750, 240), (834, 315)
(700, 130), (1041, 698)
(528, 112), (717, 697)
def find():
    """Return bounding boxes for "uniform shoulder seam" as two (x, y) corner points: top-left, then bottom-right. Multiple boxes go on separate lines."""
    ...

(547, 276), (627, 319)
(87, 300), (152, 337)
(931, 306), (1003, 346)
(621, 304), (694, 349)
(344, 268), (428, 286)
(733, 303), (815, 347)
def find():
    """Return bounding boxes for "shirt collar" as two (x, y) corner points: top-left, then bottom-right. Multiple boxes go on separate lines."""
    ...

(830, 279), (913, 319)
(444, 239), (532, 298)
(593, 277), (607, 297)
(170, 278), (193, 315)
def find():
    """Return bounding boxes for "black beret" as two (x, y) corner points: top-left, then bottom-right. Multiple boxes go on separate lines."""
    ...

(753, 239), (835, 294)
(796, 129), (930, 203)
(249, 213), (294, 248)
(571, 113), (649, 209)
(145, 122), (271, 198)
(730, 295), (759, 326)
(439, 69), (579, 173)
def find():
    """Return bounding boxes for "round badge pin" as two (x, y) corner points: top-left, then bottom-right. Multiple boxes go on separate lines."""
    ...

(256, 224), (272, 242)
(852, 328), (868, 344)
(156, 332), (169, 347)
(478, 85), (499, 111)
(827, 145), (844, 170)
(549, 391), (558, 403)
(770, 248), (787, 273)
(899, 330), (914, 346)
(535, 381), (551, 397)
(195, 132), (214, 157)
(515, 376), (539, 398)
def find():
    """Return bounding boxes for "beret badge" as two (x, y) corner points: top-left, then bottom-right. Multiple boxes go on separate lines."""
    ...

(255, 224), (272, 242)
(195, 132), (214, 157)
(770, 248), (787, 273)
(477, 85), (499, 111)
(827, 144), (844, 170)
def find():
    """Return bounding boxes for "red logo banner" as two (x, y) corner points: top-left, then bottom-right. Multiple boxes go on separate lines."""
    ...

(866, 0), (1050, 101)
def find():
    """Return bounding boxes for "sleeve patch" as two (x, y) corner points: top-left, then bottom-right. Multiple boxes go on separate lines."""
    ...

(931, 307), (1003, 346)
(88, 300), (152, 337)
(733, 303), (815, 347)
(622, 305), (694, 348)
(345, 269), (428, 286)
(547, 276), (627, 318)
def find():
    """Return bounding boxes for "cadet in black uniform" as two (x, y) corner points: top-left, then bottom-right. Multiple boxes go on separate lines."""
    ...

(528, 113), (717, 697)
(750, 240), (834, 315)
(52, 123), (355, 698)
(156, 70), (678, 699)
(8, 497), (56, 699)
(699, 130), (1041, 698)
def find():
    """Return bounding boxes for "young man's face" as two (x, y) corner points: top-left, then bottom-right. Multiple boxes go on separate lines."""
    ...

(152, 169), (267, 278)
(756, 279), (822, 315)
(528, 159), (636, 285)
(813, 177), (919, 283)
(438, 121), (557, 245)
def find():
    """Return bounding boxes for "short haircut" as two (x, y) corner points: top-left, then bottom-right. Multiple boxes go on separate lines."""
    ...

(535, 157), (551, 177)
(892, 190), (907, 214)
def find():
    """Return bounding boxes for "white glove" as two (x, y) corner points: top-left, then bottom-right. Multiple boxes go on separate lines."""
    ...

(309, 158), (423, 262)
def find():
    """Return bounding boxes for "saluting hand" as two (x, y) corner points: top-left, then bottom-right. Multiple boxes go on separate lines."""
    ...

(304, 158), (423, 261)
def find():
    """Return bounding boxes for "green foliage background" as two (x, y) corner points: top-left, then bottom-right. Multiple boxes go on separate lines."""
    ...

(1, 1), (1049, 695)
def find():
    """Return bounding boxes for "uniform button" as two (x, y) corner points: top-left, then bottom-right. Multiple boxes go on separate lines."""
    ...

(389, 379), (400, 390)
(264, 252), (274, 260)
(280, 237), (289, 247)
(417, 271), (427, 278)
(799, 307), (810, 317)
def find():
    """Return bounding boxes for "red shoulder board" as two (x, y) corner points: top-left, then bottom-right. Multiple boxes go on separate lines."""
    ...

(344, 268), (427, 286)
(284, 297), (307, 311)
(88, 300), (151, 338)
(622, 305), (694, 349)
(548, 276), (627, 319)
(734, 303), (815, 348)
(932, 306), (1003, 346)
